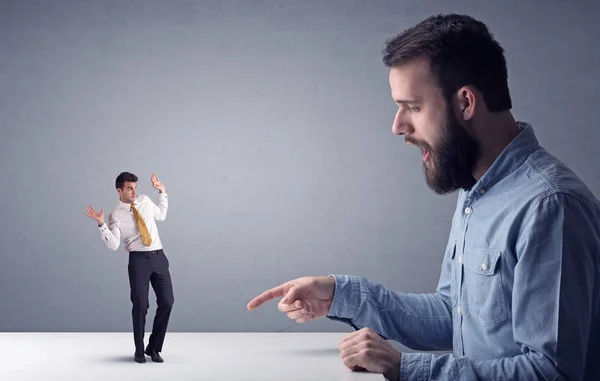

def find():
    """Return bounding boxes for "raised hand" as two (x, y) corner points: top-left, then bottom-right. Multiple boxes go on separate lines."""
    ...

(85, 205), (104, 225)
(151, 173), (165, 193)
(247, 276), (335, 323)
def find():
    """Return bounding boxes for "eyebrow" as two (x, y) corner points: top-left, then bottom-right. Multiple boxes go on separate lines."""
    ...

(394, 98), (421, 105)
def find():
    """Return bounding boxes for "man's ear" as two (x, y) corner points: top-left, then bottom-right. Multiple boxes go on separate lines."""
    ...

(456, 85), (477, 121)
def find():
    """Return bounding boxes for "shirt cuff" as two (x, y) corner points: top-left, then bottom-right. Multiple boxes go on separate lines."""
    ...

(326, 274), (361, 320)
(98, 222), (108, 231)
(400, 352), (431, 381)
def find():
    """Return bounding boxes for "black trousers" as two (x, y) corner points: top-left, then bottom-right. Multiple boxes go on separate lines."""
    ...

(128, 249), (174, 354)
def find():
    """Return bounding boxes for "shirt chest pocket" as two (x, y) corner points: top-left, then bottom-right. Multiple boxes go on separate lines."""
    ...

(463, 246), (508, 327)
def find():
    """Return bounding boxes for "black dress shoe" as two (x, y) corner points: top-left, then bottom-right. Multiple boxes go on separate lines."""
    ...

(134, 353), (146, 363)
(145, 348), (164, 363)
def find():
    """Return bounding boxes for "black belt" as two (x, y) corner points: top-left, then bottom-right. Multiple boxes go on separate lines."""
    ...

(129, 249), (163, 254)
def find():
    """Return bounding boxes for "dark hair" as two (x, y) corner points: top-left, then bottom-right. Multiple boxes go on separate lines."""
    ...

(383, 14), (511, 112)
(115, 171), (138, 189)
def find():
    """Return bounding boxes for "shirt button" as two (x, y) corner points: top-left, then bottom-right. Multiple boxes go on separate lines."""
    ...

(458, 255), (463, 264)
(457, 306), (462, 315)
(464, 207), (472, 215)
(481, 263), (488, 271)
(480, 188), (486, 195)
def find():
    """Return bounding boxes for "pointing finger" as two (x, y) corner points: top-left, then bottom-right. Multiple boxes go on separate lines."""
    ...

(247, 284), (286, 310)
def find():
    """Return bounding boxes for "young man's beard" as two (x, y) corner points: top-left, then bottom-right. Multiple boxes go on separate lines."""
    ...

(423, 109), (480, 195)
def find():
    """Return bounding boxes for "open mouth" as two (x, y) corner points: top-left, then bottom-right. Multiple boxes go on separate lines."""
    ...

(422, 150), (430, 162)
(406, 140), (431, 163)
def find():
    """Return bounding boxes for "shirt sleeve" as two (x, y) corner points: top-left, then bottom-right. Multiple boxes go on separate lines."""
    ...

(152, 193), (168, 221)
(326, 226), (456, 351)
(99, 212), (121, 251)
(326, 272), (453, 351)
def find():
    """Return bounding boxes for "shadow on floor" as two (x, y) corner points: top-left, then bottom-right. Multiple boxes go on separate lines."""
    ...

(275, 348), (340, 356)
(102, 355), (136, 363)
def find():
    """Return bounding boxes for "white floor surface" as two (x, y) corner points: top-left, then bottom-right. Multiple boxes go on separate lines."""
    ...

(0, 332), (385, 381)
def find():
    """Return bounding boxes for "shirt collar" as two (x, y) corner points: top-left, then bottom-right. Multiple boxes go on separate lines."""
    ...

(118, 196), (138, 210)
(468, 121), (539, 196)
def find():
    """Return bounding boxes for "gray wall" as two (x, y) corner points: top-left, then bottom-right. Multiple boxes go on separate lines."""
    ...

(1, 0), (598, 333)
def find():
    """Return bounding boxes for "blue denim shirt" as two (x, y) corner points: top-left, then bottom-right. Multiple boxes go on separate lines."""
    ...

(327, 122), (600, 380)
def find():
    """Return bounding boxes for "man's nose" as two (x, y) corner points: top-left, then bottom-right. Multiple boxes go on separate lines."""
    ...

(392, 111), (414, 136)
(393, 122), (414, 136)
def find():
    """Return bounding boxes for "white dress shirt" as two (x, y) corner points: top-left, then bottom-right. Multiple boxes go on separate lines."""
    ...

(98, 193), (168, 252)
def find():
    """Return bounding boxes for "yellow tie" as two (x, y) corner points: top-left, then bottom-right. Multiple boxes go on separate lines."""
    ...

(131, 204), (152, 246)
